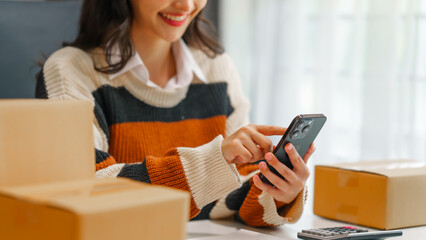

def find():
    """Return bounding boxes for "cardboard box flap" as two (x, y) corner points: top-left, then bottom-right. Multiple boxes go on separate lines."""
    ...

(317, 159), (426, 177)
(0, 178), (189, 214)
(0, 178), (190, 240)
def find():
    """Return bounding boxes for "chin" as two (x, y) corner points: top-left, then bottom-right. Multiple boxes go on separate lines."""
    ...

(162, 32), (186, 43)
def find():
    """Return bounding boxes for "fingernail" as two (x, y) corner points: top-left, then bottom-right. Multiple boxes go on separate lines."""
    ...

(265, 153), (272, 161)
(287, 144), (293, 150)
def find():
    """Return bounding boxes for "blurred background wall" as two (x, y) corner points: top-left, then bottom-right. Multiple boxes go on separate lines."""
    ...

(220, 0), (426, 165)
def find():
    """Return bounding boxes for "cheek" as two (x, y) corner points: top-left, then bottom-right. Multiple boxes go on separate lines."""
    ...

(131, 0), (161, 20)
(197, 0), (208, 12)
(190, 0), (207, 21)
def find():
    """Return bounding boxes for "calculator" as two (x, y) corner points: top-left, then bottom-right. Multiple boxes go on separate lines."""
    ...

(297, 226), (402, 240)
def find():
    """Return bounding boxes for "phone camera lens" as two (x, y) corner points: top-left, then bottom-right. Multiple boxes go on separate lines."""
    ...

(302, 125), (310, 133)
(291, 130), (300, 139)
(297, 122), (305, 129)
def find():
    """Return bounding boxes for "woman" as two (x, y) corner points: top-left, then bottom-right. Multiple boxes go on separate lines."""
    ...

(36, 0), (314, 227)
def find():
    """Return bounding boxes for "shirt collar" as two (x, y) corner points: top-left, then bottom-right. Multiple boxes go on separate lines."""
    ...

(108, 40), (207, 87)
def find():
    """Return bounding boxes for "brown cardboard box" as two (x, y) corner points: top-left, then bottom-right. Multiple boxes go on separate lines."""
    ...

(0, 99), (95, 187)
(314, 159), (426, 229)
(0, 178), (190, 240)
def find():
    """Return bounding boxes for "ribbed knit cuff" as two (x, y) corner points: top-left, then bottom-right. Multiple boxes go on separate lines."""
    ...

(259, 186), (307, 226)
(177, 135), (242, 209)
(95, 163), (125, 178)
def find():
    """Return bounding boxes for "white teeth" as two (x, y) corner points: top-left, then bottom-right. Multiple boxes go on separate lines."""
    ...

(161, 13), (186, 22)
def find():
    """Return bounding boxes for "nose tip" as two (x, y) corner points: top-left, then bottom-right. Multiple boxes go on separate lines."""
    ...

(174, 0), (195, 12)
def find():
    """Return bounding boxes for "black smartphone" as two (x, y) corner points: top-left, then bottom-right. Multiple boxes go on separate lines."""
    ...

(259, 114), (327, 185)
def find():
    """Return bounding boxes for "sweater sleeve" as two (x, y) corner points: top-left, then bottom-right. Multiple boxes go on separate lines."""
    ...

(236, 170), (307, 226)
(196, 163), (308, 227)
(94, 135), (242, 219)
(191, 53), (308, 227)
(37, 48), (242, 219)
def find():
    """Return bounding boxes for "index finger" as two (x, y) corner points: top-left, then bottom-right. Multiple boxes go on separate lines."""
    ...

(254, 125), (286, 136)
(302, 143), (315, 163)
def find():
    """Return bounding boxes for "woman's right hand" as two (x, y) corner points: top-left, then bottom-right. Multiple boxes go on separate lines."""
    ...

(221, 124), (286, 164)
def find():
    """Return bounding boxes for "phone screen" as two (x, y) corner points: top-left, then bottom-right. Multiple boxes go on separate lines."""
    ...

(259, 114), (327, 185)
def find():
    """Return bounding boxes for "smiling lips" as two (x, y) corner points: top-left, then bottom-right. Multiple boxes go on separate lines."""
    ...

(159, 12), (189, 27)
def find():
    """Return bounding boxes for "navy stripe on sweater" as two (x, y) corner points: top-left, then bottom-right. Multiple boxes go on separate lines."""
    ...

(225, 181), (252, 211)
(95, 149), (110, 164)
(117, 161), (151, 183)
(91, 83), (234, 125)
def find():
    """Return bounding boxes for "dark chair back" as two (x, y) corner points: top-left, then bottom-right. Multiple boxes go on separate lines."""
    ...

(0, 0), (81, 98)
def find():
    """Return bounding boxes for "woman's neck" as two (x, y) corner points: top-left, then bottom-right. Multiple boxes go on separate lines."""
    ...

(131, 28), (176, 88)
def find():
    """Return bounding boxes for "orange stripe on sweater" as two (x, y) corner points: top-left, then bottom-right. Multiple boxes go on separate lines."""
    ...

(109, 116), (227, 164)
(238, 179), (274, 227)
(146, 148), (200, 219)
(95, 156), (117, 171)
(236, 163), (259, 176)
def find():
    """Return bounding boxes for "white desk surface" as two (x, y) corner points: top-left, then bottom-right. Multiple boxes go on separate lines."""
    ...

(187, 214), (426, 239)
(187, 192), (426, 240)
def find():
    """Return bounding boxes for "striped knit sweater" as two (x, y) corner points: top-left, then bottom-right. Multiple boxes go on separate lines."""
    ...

(36, 46), (307, 227)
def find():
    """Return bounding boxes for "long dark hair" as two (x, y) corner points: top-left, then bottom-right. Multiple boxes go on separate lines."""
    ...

(65, 0), (224, 74)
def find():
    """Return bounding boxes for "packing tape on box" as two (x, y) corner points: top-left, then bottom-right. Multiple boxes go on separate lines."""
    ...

(338, 172), (359, 188)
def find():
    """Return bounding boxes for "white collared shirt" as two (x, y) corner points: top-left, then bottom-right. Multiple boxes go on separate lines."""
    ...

(109, 39), (207, 90)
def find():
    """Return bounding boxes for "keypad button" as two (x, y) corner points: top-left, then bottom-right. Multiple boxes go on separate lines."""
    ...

(298, 226), (372, 240)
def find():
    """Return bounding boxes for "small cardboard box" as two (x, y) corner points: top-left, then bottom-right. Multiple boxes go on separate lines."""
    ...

(314, 159), (426, 229)
(0, 99), (95, 187)
(0, 178), (190, 240)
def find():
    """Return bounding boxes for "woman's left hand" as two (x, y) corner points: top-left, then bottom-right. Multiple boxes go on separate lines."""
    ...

(252, 143), (315, 204)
